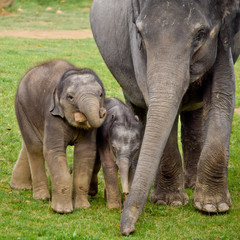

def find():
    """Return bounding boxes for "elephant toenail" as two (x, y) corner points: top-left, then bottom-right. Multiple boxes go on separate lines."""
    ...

(194, 202), (202, 210)
(203, 204), (217, 212)
(156, 200), (167, 205)
(171, 201), (182, 206)
(218, 203), (229, 212)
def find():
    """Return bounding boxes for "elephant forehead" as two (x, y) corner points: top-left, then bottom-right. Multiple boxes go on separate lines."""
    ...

(67, 74), (102, 91)
(140, 1), (208, 31)
(112, 126), (140, 147)
(70, 74), (98, 85)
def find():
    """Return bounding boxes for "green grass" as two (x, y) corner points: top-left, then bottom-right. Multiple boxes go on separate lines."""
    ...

(1, 0), (92, 30)
(0, 1), (240, 239)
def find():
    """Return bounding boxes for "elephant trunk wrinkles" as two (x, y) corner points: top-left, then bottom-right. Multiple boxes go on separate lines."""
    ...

(78, 96), (106, 128)
(120, 60), (189, 235)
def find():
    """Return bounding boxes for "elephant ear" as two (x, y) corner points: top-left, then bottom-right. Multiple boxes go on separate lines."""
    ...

(131, 0), (140, 24)
(218, 0), (240, 49)
(107, 113), (116, 130)
(49, 88), (64, 118)
(131, 0), (143, 50)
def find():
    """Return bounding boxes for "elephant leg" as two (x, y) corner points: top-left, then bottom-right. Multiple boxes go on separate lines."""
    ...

(150, 116), (189, 206)
(100, 148), (122, 209)
(181, 108), (204, 189)
(15, 103), (49, 200)
(73, 132), (97, 209)
(10, 141), (32, 190)
(27, 145), (50, 201)
(193, 46), (234, 213)
(44, 148), (73, 213)
(88, 152), (101, 196)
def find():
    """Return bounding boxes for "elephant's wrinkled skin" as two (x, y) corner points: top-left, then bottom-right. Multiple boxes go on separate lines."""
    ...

(10, 60), (106, 213)
(91, 0), (240, 235)
(89, 98), (142, 208)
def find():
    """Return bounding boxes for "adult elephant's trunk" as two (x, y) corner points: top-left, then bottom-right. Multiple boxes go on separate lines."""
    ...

(120, 57), (189, 235)
(77, 95), (106, 129)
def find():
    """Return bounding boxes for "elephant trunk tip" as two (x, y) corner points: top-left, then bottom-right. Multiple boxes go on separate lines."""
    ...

(120, 213), (136, 236)
(100, 107), (107, 119)
(87, 107), (107, 129)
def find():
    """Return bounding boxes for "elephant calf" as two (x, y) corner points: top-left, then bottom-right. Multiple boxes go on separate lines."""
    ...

(10, 60), (106, 213)
(89, 98), (142, 208)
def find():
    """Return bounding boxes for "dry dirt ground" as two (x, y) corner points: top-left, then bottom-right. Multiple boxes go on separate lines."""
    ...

(0, 29), (239, 114)
(0, 29), (92, 39)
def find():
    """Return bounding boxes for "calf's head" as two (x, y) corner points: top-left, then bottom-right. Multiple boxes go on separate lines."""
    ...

(107, 100), (142, 198)
(50, 69), (106, 129)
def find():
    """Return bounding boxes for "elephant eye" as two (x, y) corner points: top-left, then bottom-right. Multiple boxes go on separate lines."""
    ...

(195, 30), (206, 41)
(193, 28), (208, 45)
(67, 94), (74, 101)
(100, 92), (103, 98)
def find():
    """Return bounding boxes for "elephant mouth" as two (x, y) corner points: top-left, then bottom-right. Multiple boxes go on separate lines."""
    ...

(74, 112), (91, 129)
(74, 112), (87, 122)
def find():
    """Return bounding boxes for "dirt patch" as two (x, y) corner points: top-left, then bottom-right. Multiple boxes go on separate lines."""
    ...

(235, 108), (240, 115)
(0, 29), (93, 39)
(0, 7), (11, 16)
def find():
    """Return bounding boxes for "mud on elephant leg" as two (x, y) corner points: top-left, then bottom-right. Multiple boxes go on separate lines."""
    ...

(150, 117), (189, 206)
(10, 142), (32, 190)
(181, 108), (204, 189)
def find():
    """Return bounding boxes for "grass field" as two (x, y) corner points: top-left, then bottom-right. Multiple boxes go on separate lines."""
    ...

(0, 1), (240, 239)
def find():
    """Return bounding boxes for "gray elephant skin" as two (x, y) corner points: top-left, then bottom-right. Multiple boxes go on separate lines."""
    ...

(89, 98), (142, 208)
(90, 0), (240, 235)
(10, 60), (106, 213)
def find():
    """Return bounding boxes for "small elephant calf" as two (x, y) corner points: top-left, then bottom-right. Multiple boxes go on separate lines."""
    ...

(89, 98), (142, 208)
(10, 60), (106, 213)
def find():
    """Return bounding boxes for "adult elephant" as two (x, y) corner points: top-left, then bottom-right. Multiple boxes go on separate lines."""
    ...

(90, 0), (240, 235)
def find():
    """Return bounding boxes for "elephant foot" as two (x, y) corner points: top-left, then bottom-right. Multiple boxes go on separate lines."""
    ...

(150, 189), (189, 206)
(193, 182), (231, 213)
(33, 188), (50, 201)
(52, 200), (73, 213)
(104, 188), (122, 209)
(88, 181), (98, 196)
(107, 200), (122, 209)
(184, 171), (196, 189)
(73, 197), (90, 209)
(10, 180), (32, 190)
